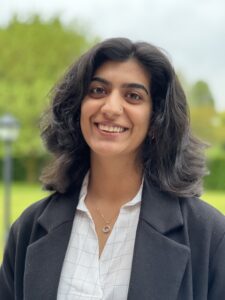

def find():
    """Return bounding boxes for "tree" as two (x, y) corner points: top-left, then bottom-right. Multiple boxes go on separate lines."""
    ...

(215, 111), (225, 148)
(189, 80), (215, 108)
(0, 15), (96, 181)
(188, 80), (218, 143)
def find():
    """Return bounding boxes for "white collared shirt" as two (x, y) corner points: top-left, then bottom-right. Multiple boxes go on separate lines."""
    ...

(57, 173), (143, 300)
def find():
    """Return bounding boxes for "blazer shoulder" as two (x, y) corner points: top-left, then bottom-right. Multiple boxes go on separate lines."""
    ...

(11, 192), (59, 236)
(17, 193), (54, 220)
(179, 196), (225, 249)
(180, 196), (225, 224)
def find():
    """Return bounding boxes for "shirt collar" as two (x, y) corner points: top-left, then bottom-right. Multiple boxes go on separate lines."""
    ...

(122, 179), (143, 207)
(77, 171), (89, 212)
(77, 171), (143, 212)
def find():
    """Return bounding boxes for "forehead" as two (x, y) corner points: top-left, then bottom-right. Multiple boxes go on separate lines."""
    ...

(93, 59), (150, 85)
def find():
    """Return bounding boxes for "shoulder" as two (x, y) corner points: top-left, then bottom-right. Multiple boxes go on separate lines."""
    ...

(179, 196), (225, 229)
(179, 196), (225, 253)
(179, 196), (225, 297)
(14, 194), (55, 225)
(11, 193), (59, 239)
(11, 187), (80, 240)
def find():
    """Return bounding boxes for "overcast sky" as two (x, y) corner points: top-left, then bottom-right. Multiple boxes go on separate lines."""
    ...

(1, 0), (225, 110)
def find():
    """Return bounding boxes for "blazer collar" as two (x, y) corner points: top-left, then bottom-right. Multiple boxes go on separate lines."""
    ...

(37, 187), (80, 232)
(37, 179), (183, 234)
(140, 179), (184, 234)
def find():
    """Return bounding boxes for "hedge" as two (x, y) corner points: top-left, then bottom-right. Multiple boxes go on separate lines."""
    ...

(204, 157), (225, 190)
(0, 156), (48, 182)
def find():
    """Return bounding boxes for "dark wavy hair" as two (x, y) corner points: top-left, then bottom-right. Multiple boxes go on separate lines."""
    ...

(40, 37), (207, 197)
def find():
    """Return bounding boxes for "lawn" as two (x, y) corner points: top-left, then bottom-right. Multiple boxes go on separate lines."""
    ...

(0, 183), (225, 261)
(0, 183), (48, 261)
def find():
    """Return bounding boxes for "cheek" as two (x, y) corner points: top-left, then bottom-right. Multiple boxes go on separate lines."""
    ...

(80, 100), (92, 124)
(80, 99), (99, 119)
(80, 100), (99, 137)
(134, 108), (151, 131)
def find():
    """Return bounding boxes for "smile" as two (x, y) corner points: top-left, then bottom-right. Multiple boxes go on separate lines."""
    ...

(96, 123), (128, 133)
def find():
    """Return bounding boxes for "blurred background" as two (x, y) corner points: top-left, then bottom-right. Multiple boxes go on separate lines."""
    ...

(0, 0), (225, 259)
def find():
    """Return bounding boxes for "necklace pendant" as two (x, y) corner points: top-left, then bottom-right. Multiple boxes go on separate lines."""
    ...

(102, 225), (111, 234)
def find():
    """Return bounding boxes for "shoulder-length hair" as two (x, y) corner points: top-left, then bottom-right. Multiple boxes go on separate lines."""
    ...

(40, 37), (207, 197)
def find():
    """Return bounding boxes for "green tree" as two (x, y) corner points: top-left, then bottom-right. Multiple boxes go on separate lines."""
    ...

(214, 111), (225, 148)
(189, 80), (215, 108)
(188, 80), (218, 143)
(0, 15), (96, 181)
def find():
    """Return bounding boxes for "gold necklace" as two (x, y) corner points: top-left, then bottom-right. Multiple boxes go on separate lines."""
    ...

(95, 205), (118, 234)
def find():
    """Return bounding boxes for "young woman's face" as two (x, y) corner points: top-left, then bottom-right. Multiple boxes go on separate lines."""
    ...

(80, 59), (152, 160)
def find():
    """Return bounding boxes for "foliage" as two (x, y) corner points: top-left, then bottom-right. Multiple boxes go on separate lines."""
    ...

(185, 79), (225, 190)
(204, 156), (225, 190)
(0, 156), (48, 181)
(189, 80), (215, 108)
(190, 106), (216, 143)
(190, 107), (225, 145)
(186, 80), (225, 146)
(216, 111), (225, 149)
(0, 16), (96, 179)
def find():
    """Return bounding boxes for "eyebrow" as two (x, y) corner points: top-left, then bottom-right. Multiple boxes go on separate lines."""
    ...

(91, 76), (149, 95)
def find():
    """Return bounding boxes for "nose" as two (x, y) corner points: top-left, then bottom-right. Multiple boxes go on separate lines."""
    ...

(101, 91), (123, 117)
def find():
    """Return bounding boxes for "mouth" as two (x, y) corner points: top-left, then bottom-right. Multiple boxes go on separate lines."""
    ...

(95, 123), (128, 133)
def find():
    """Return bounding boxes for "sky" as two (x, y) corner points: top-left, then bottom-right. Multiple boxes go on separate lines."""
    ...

(1, 0), (225, 111)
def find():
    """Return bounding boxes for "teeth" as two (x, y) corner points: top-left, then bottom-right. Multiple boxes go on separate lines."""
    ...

(98, 124), (126, 133)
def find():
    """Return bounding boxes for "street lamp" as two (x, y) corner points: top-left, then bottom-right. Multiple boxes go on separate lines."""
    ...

(0, 114), (20, 242)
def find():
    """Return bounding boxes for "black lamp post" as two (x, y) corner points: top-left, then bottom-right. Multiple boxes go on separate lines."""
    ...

(0, 114), (19, 242)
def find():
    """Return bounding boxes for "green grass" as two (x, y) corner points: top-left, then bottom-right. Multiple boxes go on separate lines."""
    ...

(202, 190), (225, 213)
(0, 183), (48, 261)
(0, 183), (225, 262)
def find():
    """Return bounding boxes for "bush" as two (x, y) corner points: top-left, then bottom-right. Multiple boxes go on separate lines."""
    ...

(0, 156), (49, 182)
(204, 156), (225, 190)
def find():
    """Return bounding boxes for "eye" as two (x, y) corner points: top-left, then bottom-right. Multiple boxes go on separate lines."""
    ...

(88, 86), (107, 97)
(126, 92), (142, 101)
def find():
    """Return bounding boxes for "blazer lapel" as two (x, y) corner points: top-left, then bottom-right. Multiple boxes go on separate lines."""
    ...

(23, 189), (80, 300)
(128, 181), (190, 300)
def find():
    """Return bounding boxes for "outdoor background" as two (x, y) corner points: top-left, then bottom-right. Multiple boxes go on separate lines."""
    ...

(0, 0), (225, 260)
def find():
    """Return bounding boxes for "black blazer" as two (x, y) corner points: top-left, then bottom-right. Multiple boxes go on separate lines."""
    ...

(1, 180), (225, 300)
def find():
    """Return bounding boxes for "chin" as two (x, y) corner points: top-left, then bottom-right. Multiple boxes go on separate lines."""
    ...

(92, 149), (122, 158)
(89, 144), (123, 157)
(90, 145), (139, 161)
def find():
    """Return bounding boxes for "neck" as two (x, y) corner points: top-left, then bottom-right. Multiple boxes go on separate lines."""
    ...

(88, 154), (143, 206)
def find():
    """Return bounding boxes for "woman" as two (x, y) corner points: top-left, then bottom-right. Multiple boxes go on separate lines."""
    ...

(0, 38), (225, 300)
